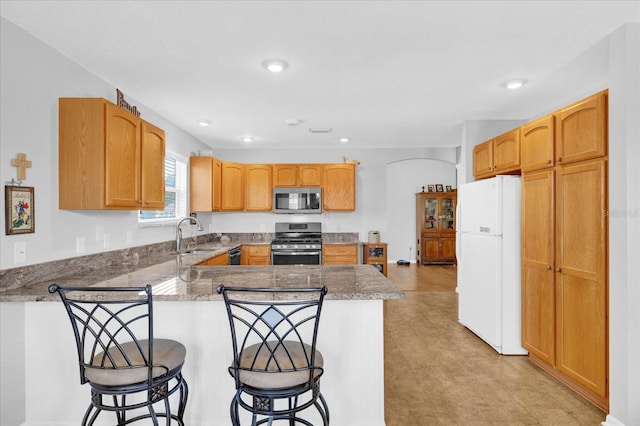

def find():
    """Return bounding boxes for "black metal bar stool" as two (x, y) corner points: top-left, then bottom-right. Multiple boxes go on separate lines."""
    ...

(49, 284), (189, 425)
(217, 285), (329, 425)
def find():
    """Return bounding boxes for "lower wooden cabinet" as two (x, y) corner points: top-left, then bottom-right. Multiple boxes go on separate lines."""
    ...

(362, 243), (387, 276)
(322, 244), (358, 265)
(197, 252), (228, 266)
(420, 236), (456, 264)
(521, 158), (608, 410)
(242, 245), (271, 265)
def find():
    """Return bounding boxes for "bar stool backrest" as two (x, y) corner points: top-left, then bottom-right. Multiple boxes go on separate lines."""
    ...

(49, 285), (154, 387)
(218, 286), (328, 390)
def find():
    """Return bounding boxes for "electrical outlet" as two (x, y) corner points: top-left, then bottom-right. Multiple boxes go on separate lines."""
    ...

(14, 242), (26, 263)
(96, 225), (104, 241)
(103, 233), (110, 249)
(76, 237), (85, 254)
(126, 231), (133, 245)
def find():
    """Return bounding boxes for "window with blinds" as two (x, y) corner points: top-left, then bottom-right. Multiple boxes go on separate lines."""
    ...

(138, 154), (187, 223)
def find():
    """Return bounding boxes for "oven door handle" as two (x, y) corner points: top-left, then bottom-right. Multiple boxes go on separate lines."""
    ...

(272, 251), (322, 256)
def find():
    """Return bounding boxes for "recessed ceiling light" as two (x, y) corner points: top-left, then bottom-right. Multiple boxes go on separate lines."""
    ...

(262, 59), (288, 73)
(504, 79), (528, 90)
(242, 136), (253, 143)
(196, 119), (212, 127)
(339, 137), (350, 143)
(286, 119), (303, 126)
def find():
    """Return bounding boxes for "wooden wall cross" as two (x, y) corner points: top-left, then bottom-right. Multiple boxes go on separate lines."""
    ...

(11, 153), (32, 181)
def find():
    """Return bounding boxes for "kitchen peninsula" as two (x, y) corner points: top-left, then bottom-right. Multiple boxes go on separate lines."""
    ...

(0, 245), (402, 426)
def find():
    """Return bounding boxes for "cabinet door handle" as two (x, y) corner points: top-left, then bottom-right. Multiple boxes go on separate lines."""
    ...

(546, 160), (552, 165)
(555, 267), (562, 272)
(557, 157), (562, 163)
(546, 265), (552, 270)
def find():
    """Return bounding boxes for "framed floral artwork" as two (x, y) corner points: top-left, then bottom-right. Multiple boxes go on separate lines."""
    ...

(5, 186), (34, 235)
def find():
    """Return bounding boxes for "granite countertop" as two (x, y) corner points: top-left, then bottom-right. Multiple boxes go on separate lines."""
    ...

(0, 243), (403, 302)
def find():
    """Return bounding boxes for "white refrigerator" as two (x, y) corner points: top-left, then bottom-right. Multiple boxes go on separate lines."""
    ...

(456, 175), (527, 355)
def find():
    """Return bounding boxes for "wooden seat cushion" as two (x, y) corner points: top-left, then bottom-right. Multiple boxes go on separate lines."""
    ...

(235, 340), (323, 390)
(85, 338), (186, 387)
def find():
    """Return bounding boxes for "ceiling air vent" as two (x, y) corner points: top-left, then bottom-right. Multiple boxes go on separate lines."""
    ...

(308, 128), (332, 133)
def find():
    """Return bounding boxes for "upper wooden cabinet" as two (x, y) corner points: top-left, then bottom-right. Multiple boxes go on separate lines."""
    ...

(273, 164), (322, 186)
(190, 160), (356, 213)
(521, 115), (555, 173)
(494, 128), (520, 174)
(189, 156), (221, 212)
(298, 164), (323, 186)
(520, 91), (607, 173)
(554, 90), (607, 165)
(245, 164), (272, 211)
(322, 164), (356, 211)
(59, 98), (165, 210)
(473, 128), (520, 179)
(220, 161), (245, 211)
(140, 122), (166, 209)
(473, 140), (494, 179)
(273, 164), (297, 186)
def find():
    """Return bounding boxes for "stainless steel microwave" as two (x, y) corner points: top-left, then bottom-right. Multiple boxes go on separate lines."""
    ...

(273, 187), (322, 214)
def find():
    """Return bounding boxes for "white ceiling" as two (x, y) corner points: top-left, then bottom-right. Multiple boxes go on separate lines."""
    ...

(1, 0), (638, 150)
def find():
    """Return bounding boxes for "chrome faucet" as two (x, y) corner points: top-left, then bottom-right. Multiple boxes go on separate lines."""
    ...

(176, 217), (204, 253)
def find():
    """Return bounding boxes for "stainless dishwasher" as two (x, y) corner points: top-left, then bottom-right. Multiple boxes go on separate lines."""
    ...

(228, 246), (242, 265)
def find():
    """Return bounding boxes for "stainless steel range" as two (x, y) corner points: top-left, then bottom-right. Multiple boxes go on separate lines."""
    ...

(271, 222), (322, 265)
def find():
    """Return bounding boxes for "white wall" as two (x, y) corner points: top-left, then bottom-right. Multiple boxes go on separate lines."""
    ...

(386, 159), (456, 262)
(606, 23), (640, 426)
(0, 18), (210, 269)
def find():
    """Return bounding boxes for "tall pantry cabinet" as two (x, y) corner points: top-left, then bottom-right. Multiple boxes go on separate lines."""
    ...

(520, 90), (608, 411)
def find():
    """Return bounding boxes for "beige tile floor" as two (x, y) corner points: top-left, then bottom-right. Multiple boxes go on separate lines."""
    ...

(383, 264), (606, 425)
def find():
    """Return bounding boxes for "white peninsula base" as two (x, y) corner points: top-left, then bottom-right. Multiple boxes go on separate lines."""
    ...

(8, 299), (386, 426)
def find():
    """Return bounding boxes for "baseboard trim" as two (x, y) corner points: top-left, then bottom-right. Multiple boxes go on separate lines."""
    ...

(601, 414), (627, 426)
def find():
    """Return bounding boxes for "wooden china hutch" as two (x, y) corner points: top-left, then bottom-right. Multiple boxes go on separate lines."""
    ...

(415, 191), (457, 264)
